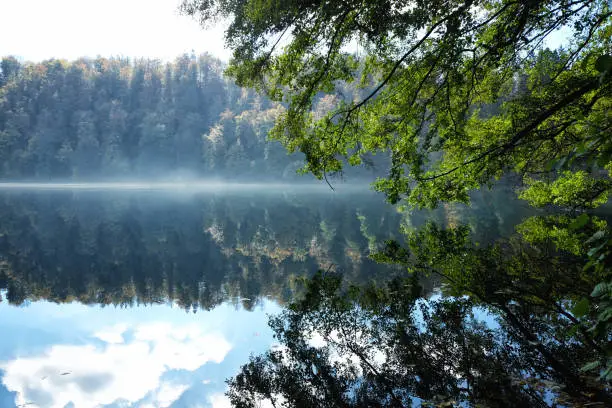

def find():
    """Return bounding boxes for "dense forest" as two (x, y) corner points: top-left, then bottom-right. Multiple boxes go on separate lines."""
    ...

(0, 54), (382, 180)
(0, 191), (400, 310)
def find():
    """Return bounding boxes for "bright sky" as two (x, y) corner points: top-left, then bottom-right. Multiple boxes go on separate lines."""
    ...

(0, 0), (571, 64)
(0, 0), (230, 62)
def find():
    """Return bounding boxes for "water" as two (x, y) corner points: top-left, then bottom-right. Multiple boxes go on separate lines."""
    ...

(0, 185), (527, 407)
(0, 181), (349, 192)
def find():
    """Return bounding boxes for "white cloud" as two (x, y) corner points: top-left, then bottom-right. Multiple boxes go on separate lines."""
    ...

(307, 329), (387, 376)
(93, 323), (128, 344)
(308, 331), (328, 348)
(208, 392), (282, 408)
(153, 381), (191, 407)
(208, 393), (232, 408)
(1, 322), (232, 408)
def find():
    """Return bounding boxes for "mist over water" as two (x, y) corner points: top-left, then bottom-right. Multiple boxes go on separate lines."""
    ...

(0, 181), (351, 192)
(0, 185), (406, 309)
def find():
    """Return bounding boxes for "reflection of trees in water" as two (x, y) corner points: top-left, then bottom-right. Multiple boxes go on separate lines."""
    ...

(0, 192), (392, 310)
(227, 222), (612, 407)
(0, 188), (528, 310)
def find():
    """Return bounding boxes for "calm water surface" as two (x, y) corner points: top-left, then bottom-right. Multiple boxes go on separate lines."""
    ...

(0, 184), (527, 407)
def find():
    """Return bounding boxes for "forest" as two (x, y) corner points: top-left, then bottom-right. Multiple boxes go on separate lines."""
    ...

(0, 54), (382, 181)
(0, 188), (519, 311)
(0, 191), (400, 310)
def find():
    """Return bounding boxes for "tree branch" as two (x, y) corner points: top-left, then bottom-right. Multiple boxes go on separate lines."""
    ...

(416, 77), (599, 182)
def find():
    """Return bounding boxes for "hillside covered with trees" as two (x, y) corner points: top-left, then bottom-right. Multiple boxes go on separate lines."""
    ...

(0, 54), (383, 181)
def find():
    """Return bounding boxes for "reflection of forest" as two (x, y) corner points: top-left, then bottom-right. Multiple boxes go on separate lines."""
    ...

(0, 188), (529, 310)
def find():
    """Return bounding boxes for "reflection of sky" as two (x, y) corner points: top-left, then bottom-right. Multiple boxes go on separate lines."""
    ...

(0, 298), (281, 408)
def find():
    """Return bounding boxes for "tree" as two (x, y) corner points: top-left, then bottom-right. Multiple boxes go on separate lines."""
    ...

(182, 0), (611, 207)
(0, 56), (21, 88)
(376, 221), (611, 391)
(180, 6), (612, 396)
(71, 110), (101, 176)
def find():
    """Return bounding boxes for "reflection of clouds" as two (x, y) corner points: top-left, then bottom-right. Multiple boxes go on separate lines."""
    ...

(93, 323), (128, 344)
(1, 323), (232, 408)
(209, 393), (233, 408)
(208, 393), (278, 408)
(307, 330), (386, 376)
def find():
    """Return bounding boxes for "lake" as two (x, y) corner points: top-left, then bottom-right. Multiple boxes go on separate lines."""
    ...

(0, 184), (529, 407)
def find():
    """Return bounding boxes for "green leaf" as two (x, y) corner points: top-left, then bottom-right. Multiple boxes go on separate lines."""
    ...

(583, 260), (595, 271)
(580, 360), (601, 372)
(585, 230), (606, 244)
(594, 55), (612, 74)
(587, 244), (605, 257)
(599, 309), (612, 322)
(571, 297), (590, 318)
(591, 283), (609, 298)
(544, 159), (556, 172)
(569, 213), (589, 230)
(554, 156), (567, 171)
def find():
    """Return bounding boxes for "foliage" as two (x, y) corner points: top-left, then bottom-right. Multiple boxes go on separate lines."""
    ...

(182, 0), (612, 207)
(580, 228), (612, 381)
(228, 272), (527, 407)
(180, 6), (612, 402)
(0, 54), (327, 180)
(520, 171), (611, 210)
(516, 214), (607, 255)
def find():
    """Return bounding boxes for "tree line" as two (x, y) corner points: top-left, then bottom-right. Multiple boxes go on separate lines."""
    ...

(0, 53), (379, 180)
(0, 191), (404, 310)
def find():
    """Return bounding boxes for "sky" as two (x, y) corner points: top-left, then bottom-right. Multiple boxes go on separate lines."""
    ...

(0, 0), (571, 64)
(0, 0), (230, 62)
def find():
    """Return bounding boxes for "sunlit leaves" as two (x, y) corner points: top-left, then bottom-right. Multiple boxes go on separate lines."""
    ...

(519, 171), (611, 209)
(517, 214), (608, 255)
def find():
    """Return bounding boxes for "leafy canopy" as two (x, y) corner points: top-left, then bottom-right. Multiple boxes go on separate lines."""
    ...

(180, 1), (612, 405)
(182, 0), (612, 207)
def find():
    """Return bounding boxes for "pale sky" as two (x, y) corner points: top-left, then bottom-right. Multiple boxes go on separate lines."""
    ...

(0, 0), (570, 63)
(0, 0), (231, 62)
